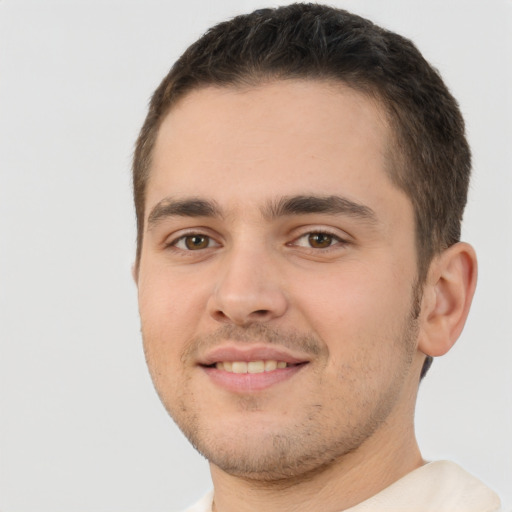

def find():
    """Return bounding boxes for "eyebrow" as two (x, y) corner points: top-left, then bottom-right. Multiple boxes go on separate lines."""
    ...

(146, 194), (378, 228)
(264, 195), (378, 223)
(147, 197), (222, 228)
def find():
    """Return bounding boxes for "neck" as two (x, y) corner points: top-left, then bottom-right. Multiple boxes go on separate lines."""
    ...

(209, 414), (423, 512)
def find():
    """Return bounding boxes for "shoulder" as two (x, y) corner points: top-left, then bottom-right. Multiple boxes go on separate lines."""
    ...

(346, 460), (501, 512)
(177, 490), (213, 512)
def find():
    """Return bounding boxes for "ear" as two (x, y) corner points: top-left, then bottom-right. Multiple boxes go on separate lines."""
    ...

(132, 262), (139, 284)
(418, 242), (477, 357)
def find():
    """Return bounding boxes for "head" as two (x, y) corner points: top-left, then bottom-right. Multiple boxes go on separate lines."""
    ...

(132, 3), (476, 483)
(133, 3), (471, 280)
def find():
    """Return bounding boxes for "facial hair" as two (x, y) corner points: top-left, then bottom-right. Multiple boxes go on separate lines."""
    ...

(147, 305), (419, 482)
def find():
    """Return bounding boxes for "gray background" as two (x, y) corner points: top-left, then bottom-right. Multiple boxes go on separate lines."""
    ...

(0, 0), (510, 510)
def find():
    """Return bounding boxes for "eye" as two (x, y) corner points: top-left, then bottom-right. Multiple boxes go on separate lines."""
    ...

(172, 234), (219, 251)
(306, 233), (335, 248)
(292, 231), (344, 249)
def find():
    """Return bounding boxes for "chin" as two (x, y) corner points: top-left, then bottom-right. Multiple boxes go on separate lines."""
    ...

(174, 410), (379, 481)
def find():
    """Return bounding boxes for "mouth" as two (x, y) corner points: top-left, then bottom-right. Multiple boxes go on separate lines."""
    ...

(199, 346), (310, 392)
(210, 360), (297, 373)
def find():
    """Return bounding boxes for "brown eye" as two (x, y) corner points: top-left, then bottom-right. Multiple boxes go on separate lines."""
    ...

(171, 233), (220, 252)
(184, 235), (210, 250)
(308, 233), (333, 248)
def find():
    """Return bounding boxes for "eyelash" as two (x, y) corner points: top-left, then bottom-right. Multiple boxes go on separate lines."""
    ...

(166, 229), (348, 254)
(166, 232), (220, 252)
(289, 230), (348, 251)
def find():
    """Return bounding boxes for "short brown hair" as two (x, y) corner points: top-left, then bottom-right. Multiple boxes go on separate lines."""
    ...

(133, 2), (471, 281)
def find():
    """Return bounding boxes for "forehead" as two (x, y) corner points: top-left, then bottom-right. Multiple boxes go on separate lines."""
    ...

(148, 80), (398, 216)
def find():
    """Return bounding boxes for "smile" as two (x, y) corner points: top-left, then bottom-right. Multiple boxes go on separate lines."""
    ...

(199, 344), (310, 392)
(215, 360), (289, 373)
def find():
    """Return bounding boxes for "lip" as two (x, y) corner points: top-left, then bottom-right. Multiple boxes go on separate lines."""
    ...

(203, 363), (306, 392)
(199, 344), (310, 366)
(199, 344), (310, 393)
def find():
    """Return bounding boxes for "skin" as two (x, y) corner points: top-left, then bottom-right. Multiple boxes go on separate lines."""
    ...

(135, 80), (477, 512)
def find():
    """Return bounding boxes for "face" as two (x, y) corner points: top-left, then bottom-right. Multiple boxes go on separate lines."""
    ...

(136, 80), (422, 480)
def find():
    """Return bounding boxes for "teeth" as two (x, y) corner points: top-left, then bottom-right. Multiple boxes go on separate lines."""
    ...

(248, 361), (265, 373)
(264, 360), (277, 371)
(215, 360), (289, 373)
(232, 362), (247, 374)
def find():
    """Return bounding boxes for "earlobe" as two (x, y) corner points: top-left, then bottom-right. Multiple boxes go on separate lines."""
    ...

(418, 242), (477, 357)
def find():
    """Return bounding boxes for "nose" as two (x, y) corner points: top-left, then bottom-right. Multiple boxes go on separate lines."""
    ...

(207, 246), (288, 326)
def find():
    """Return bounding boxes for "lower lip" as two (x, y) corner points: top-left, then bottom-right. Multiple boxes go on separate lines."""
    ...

(203, 364), (306, 393)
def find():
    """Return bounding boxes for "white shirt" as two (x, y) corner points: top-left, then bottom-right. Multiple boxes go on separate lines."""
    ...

(180, 461), (501, 512)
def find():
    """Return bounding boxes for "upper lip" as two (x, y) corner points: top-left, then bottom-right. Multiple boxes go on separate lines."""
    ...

(199, 344), (310, 366)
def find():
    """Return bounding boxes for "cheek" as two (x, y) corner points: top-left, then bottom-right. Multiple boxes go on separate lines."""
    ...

(137, 268), (207, 368)
(292, 263), (415, 359)
(139, 258), (210, 321)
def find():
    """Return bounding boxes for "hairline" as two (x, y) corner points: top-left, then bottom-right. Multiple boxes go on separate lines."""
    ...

(135, 75), (435, 280)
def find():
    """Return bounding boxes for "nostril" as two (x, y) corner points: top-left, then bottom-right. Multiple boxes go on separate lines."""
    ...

(212, 310), (230, 322)
(208, 285), (288, 325)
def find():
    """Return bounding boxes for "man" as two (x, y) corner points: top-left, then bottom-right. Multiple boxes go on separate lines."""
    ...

(132, 4), (501, 511)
